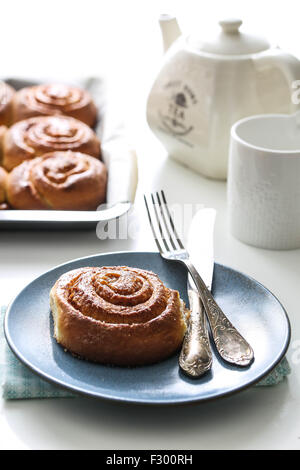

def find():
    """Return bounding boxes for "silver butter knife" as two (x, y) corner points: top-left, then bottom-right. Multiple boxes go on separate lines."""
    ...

(179, 209), (215, 377)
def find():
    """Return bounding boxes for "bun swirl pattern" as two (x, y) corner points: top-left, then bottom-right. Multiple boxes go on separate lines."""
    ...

(7, 151), (107, 210)
(50, 266), (189, 366)
(2, 116), (100, 171)
(12, 83), (97, 127)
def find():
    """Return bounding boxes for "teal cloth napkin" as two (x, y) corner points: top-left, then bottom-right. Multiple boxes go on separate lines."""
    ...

(1, 306), (291, 399)
(1, 306), (75, 399)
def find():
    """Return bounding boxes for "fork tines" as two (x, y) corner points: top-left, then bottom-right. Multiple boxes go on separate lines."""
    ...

(144, 190), (184, 255)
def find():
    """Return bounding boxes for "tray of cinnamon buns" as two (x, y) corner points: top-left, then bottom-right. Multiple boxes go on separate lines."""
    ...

(0, 78), (137, 228)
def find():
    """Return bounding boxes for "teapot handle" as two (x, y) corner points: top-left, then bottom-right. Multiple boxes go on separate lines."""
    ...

(254, 48), (300, 112)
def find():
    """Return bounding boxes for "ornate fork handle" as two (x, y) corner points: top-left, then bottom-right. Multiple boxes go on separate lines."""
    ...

(179, 289), (212, 377)
(184, 260), (254, 367)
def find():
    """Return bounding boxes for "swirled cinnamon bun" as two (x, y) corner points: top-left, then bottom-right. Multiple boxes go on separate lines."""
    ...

(50, 266), (189, 366)
(12, 83), (97, 127)
(2, 115), (101, 171)
(0, 166), (7, 204)
(6, 151), (107, 210)
(0, 83), (15, 126)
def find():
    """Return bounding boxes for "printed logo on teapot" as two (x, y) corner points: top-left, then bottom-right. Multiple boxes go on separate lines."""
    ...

(158, 80), (197, 147)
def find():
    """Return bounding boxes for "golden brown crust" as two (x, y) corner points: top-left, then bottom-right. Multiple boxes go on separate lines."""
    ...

(12, 83), (97, 127)
(0, 83), (15, 126)
(50, 266), (189, 366)
(6, 151), (107, 210)
(2, 115), (101, 171)
(0, 166), (7, 203)
(0, 125), (7, 166)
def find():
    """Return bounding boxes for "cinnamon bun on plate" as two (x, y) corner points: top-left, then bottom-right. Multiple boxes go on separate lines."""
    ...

(50, 266), (189, 366)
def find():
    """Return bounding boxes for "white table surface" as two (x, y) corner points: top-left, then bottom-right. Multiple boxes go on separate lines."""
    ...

(1, 0), (300, 450)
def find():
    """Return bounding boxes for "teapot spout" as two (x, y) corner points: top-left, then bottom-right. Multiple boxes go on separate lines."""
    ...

(159, 14), (181, 52)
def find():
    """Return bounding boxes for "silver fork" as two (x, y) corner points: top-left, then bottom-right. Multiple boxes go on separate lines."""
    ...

(144, 190), (254, 369)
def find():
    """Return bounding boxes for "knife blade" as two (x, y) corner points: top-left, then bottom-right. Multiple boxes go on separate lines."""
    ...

(187, 208), (216, 290)
(179, 208), (216, 378)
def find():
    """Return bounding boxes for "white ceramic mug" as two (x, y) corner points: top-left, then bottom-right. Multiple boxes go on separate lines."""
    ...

(228, 113), (300, 249)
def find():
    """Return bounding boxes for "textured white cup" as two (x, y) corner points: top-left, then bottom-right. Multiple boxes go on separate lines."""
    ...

(228, 113), (300, 249)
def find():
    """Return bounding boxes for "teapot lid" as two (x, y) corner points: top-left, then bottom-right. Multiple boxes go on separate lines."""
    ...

(188, 19), (270, 55)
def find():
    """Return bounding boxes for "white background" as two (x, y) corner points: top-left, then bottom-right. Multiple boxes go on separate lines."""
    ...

(1, 0), (300, 450)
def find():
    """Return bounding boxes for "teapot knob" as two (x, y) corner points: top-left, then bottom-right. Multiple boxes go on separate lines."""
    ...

(219, 18), (242, 34)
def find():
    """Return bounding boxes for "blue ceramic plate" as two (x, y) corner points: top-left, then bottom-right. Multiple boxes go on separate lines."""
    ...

(4, 251), (290, 405)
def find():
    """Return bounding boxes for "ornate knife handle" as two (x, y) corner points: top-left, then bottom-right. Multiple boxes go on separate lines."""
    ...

(179, 289), (212, 377)
(184, 260), (254, 367)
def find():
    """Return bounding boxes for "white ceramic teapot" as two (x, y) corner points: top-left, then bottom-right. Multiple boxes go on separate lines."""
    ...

(146, 15), (300, 180)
